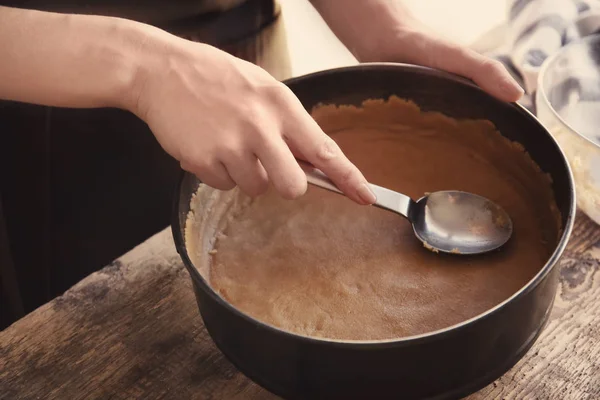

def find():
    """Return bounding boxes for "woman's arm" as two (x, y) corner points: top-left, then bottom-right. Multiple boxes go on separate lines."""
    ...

(0, 6), (151, 109)
(0, 6), (374, 204)
(310, 0), (523, 102)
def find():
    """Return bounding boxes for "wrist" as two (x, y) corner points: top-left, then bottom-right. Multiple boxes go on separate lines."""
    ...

(118, 20), (207, 119)
(125, 29), (226, 121)
(361, 17), (427, 63)
(102, 18), (165, 113)
(311, 0), (420, 63)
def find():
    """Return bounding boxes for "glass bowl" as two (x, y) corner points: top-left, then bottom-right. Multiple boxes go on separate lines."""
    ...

(537, 34), (600, 225)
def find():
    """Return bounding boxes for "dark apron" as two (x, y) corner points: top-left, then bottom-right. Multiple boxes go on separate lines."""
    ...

(0, 0), (290, 328)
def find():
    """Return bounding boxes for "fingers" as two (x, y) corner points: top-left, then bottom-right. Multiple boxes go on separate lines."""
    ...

(451, 49), (524, 103)
(223, 153), (270, 198)
(399, 29), (524, 102)
(253, 133), (308, 200)
(279, 97), (376, 205)
(183, 152), (269, 198)
(181, 159), (236, 191)
(179, 80), (374, 204)
(182, 114), (373, 204)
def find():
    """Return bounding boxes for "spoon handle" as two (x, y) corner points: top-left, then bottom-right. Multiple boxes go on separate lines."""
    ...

(298, 161), (343, 194)
(297, 160), (414, 220)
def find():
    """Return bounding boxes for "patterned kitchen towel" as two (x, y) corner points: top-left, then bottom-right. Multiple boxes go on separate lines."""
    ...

(493, 0), (600, 111)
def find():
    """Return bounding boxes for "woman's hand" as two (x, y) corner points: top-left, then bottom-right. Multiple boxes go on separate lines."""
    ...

(0, 6), (374, 204)
(132, 39), (375, 204)
(311, 0), (524, 103)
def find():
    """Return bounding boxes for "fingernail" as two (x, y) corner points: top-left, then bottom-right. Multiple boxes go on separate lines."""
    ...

(500, 78), (524, 99)
(357, 182), (377, 205)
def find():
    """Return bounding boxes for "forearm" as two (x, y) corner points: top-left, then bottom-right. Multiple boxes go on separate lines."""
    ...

(311, 0), (523, 104)
(310, 0), (418, 62)
(0, 6), (164, 110)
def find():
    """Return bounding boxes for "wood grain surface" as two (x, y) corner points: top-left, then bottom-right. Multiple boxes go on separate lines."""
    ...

(1, 214), (599, 400)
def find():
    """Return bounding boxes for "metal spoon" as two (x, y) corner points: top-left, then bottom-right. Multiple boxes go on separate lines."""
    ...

(299, 161), (513, 255)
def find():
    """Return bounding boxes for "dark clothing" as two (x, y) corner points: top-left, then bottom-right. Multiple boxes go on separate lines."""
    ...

(1, 0), (249, 25)
(0, 0), (288, 328)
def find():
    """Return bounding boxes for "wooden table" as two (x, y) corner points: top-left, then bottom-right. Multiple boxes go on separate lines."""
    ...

(2, 214), (600, 400)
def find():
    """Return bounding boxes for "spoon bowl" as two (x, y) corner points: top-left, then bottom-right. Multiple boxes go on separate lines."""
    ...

(412, 191), (513, 254)
(299, 161), (513, 255)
